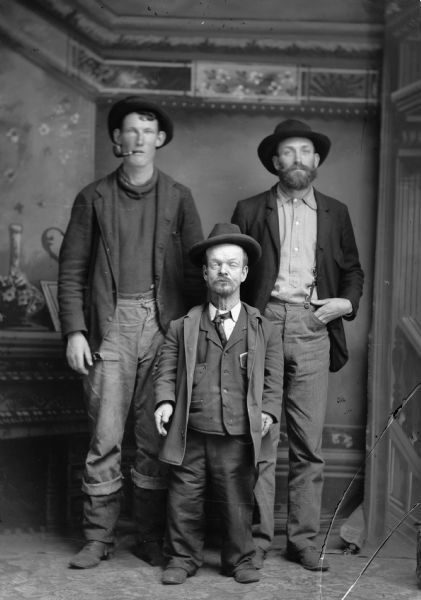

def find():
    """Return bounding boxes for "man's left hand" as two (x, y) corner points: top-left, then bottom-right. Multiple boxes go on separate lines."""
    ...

(261, 412), (274, 437)
(311, 297), (353, 324)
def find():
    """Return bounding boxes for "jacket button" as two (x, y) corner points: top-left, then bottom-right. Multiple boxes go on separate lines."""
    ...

(107, 316), (112, 322)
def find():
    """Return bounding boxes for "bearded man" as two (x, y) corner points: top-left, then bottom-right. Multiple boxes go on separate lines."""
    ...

(231, 119), (364, 571)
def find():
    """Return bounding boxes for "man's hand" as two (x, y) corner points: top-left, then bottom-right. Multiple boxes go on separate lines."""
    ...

(261, 412), (274, 437)
(66, 331), (93, 375)
(311, 298), (352, 324)
(155, 402), (174, 436)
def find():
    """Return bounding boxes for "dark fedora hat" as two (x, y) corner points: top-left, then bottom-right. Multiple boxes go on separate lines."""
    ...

(189, 223), (261, 267)
(107, 96), (173, 146)
(258, 119), (331, 174)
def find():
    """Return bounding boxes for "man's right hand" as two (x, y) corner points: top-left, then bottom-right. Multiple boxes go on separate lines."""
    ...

(154, 402), (174, 436)
(66, 331), (93, 375)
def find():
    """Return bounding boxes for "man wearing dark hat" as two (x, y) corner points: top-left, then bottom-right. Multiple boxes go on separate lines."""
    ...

(231, 120), (364, 571)
(58, 96), (204, 568)
(153, 223), (283, 585)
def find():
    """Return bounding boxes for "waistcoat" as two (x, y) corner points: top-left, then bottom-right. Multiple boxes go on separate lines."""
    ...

(188, 306), (249, 435)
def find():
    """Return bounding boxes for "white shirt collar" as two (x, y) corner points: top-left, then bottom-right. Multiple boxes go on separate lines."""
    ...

(209, 301), (242, 322)
(277, 184), (317, 210)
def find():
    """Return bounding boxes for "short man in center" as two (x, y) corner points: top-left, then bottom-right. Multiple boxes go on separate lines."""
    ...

(154, 223), (283, 585)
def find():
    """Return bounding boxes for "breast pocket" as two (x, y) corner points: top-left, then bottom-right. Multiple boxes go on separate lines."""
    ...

(192, 362), (207, 387)
(239, 352), (248, 370)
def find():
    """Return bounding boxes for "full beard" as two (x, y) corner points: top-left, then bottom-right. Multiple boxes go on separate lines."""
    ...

(278, 164), (317, 190)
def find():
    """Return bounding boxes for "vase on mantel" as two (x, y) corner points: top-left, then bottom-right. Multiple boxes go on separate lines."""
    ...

(0, 223), (45, 327)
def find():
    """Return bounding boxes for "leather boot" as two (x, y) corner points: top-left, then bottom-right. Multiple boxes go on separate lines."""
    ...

(132, 486), (167, 566)
(69, 540), (114, 569)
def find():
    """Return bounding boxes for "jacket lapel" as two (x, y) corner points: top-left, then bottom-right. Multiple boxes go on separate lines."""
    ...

(183, 305), (205, 397)
(201, 309), (223, 348)
(93, 173), (119, 288)
(265, 186), (281, 264)
(314, 189), (331, 275)
(244, 304), (258, 379)
(154, 170), (180, 279)
(224, 306), (247, 351)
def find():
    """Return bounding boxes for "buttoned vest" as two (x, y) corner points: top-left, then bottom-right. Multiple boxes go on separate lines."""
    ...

(188, 306), (249, 435)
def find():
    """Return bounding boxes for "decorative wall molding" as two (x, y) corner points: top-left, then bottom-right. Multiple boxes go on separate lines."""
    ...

(387, 0), (421, 39)
(0, 330), (85, 439)
(392, 80), (421, 115)
(20, 0), (383, 61)
(274, 445), (365, 531)
(399, 316), (421, 358)
(277, 424), (366, 451)
(0, 0), (380, 118)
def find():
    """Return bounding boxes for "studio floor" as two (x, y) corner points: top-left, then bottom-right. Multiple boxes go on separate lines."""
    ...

(0, 530), (419, 600)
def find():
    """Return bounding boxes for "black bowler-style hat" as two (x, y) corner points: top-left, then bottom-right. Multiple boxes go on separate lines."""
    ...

(107, 95), (174, 146)
(258, 119), (331, 174)
(189, 223), (262, 267)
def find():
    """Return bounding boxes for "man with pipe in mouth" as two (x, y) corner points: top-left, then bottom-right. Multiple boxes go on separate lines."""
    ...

(58, 96), (204, 569)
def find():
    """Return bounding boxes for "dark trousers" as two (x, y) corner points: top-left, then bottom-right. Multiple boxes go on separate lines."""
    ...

(164, 430), (257, 575)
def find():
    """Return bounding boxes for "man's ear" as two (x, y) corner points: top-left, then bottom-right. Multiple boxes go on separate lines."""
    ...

(155, 131), (166, 148)
(113, 129), (122, 145)
(241, 265), (248, 283)
(314, 153), (320, 168)
(272, 155), (280, 171)
(202, 264), (208, 282)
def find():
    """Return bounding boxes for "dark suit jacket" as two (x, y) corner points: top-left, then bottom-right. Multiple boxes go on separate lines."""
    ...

(58, 168), (204, 351)
(232, 185), (364, 372)
(154, 303), (283, 466)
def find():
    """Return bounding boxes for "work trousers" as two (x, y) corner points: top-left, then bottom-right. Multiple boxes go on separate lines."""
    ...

(81, 294), (167, 542)
(257, 300), (330, 552)
(165, 430), (257, 575)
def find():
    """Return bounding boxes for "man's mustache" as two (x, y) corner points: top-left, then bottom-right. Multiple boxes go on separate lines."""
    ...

(283, 163), (313, 173)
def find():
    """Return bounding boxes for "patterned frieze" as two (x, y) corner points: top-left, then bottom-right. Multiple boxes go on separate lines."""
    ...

(0, 0), (380, 115)
(19, 0), (383, 60)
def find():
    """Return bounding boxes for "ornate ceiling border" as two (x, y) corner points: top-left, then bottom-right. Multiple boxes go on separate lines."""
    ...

(0, 0), (379, 118)
(19, 0), (383, 61)
(386, 0), (421, 39)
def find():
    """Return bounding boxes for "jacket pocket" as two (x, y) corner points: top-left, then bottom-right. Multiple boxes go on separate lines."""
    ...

(192, 362), (207, 387)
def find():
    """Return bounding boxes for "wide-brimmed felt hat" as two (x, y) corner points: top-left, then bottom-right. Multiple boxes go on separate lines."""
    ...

(189, 223), (261, 267)
(258, 119), (331, 174)
(107, 96), (173, 146)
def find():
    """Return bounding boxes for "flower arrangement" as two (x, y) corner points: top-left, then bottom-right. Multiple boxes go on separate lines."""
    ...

(0, 272), (45, 327)
(0, 224), (45, 327)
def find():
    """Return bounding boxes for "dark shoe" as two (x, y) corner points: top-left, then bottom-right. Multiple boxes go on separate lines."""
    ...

(234, 566), (261, 584)
(133, 540), (164, 566)
(162, 567), (188, 585)
(287, 546), (329, 571)
(253, 547), (267, 569)
(69, 541), (114, 569)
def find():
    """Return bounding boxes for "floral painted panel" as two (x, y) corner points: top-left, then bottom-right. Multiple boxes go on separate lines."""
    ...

(195, 62), (299, 103)
(0, 42), (95, 316)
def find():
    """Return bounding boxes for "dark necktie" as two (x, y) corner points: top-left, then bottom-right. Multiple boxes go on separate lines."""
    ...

(213, 311), (232, 347)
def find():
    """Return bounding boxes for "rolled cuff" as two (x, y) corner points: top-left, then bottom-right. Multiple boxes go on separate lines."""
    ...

(82, 474), (123, 496)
